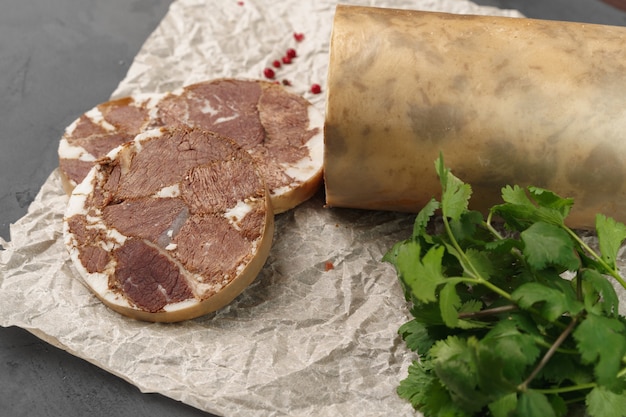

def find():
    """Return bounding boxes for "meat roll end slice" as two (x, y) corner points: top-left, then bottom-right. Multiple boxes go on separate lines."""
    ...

(63, 126), (274, 322)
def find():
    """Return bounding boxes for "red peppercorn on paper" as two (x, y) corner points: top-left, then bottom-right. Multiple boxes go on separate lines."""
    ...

(1, 1), (527, 417)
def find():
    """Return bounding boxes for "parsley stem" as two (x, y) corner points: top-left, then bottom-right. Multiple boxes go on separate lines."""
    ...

(457, 304), (518, 319)
(475, 278), (514, 301)
(442, 214), (514, 301)
(518, 316), (578, 392)
(484, 212), (504, 240)
(564, 227), (626, 289)
(532, 337), (578, 354)
(442, 214), (476, 278)
(535, 382), (596, 395)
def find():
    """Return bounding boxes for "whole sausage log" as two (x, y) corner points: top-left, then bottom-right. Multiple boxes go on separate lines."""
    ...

(324, 5), (626, 229)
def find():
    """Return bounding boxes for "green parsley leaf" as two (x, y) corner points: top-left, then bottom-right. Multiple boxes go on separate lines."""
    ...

(431, 336), (491, 412)
(397, 360), (435, 410)
(408, 301), (445, 326)
(413, 198), (440, 238)
(398, 319), (436, 354)
(492, 185), (572, 229)
(596, 213), (626, 270)
(488, 392), (517, 417)
(586, 385), (626, 417)
(527, 186), (574, 219)
(398, 360), (472, 417)
(573, 313), (626, 387)
(463, 248), (495, 281)
(440, 282), (462, 328)
(516, 390), (557, 417)
(429, 335), (469, 363)
(449, 210), (484, 242)
(436, 155), (472, 221)
(448, 299), (492, 330)
(404, 243), (445, 303)
(501, 184), (533, 206)
(580, 269), (620, 317)
(520, 222), (581, 271)
(481, 319), (541, 381)
(547, 394), (568, 417)
(535, 351), (581, 385)
(512, 282), (584, 321)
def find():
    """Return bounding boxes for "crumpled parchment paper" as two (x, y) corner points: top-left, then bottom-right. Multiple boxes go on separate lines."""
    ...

(0, 1), (523, 416)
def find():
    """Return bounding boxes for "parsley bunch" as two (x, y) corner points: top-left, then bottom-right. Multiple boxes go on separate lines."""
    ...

(384, 155), (626, 417)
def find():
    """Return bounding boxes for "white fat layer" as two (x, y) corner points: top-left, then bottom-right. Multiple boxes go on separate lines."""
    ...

(65, 190), (89, 217)
(100, 285), (133, 309)
(272, 130), (323, 198)
(77, 257), (120, 303)
(165, 243), (177, 251)
(285, 133), (323, 178)
(65, 228), (130, 310)
(58, 138), (95, 161)
(170, 87), (185, 96)
(215, 114), (239, 124)
(273, 106), (324, 190)
(105, 142), (126, 160)
(85, 107), (116, 132)
(64, 117), (80, 137)
(65, 168), (100, 217)
(224, 200), (253, 229)
(155, 184), (181, 198)
(137, 93), (165, 122)
(103, 227), (127, 248)
(307, 103), (324, 131)
(162, 297), (200, 312)
(200, 99), (220, 116)
(270, 184), (294, 198)
(147, 105), (160, 121)
(135, 92), (163, 109)
(193, 280), (225, 299)
(133, 128), (164, 152)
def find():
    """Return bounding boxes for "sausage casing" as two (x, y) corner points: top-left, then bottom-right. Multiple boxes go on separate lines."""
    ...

(324, 5), (626, 229)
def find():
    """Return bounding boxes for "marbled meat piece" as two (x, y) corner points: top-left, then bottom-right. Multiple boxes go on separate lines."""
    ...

(58, 93), (164, 194)
(63, 126), (274, 322)
(156, 79), (324, 213)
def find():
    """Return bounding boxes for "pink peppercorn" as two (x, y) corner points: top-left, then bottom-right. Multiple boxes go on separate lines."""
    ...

(263, 68), (275, 79)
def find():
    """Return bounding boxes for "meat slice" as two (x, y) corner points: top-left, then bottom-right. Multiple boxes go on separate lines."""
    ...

(58, 93), (164, 194)
(63, 126), (274, 322)
(58, 78), (324, 213)
(157, 79), (324, 213)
